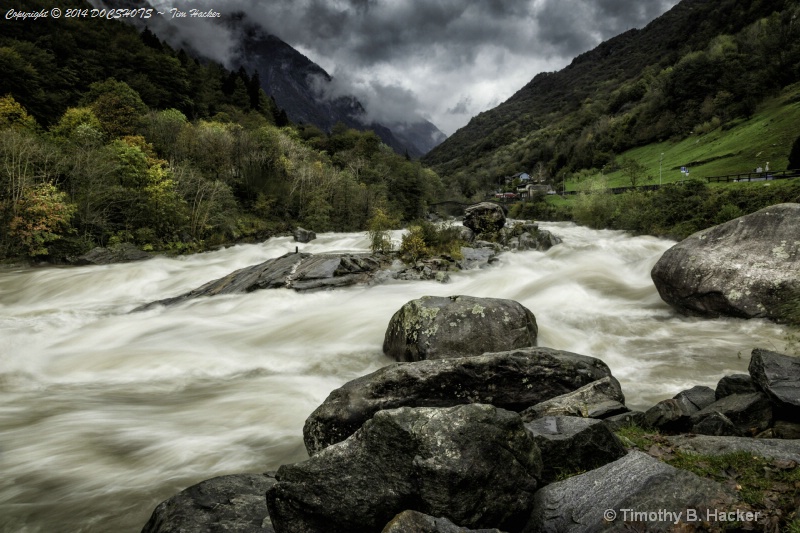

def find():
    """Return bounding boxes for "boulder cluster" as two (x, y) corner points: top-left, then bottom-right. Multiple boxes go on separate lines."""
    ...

(141, 294), (800, 533)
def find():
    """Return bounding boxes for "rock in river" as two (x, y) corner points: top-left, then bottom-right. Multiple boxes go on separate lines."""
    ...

(651, 203), (800, 322)
(383, 295), (538, 362)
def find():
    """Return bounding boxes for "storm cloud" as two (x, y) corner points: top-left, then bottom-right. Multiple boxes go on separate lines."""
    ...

(140, 0), (680, 134)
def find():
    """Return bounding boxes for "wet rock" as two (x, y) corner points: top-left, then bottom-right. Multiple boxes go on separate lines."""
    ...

(463, 202), (506, 236)
(136, 252), (391, 310)
(715, 374), (756, 400)
(457, 246), (497, 270)
(303, 347), (615, 454)
(525, 416), (627, 483)
(666, 435), (800, 462)
(675, 385), (717, 411)
(642, 386), (716, 432)
(520, 376), (627, 421)
(602, 411), (647, 431)
(650, 203), (800, 323)
(382, 511), (504, 533)
(526, 451), (735, 533)
(73, 243), (151, 265)
(689, 392), (773, 436)
(292, 227), (316, 243)
(141, 473), (276, 533)
(748, 348), (800, 410)
(267, 404), (542, 533)
(383, 295), (537, 362)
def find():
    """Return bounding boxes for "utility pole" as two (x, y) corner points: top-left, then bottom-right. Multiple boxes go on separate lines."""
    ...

(659, 153), (664, 186)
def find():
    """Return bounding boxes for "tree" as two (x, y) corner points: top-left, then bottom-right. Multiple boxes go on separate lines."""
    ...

(8, 182), (75, 257)
(620, 158), (651, 188)
(84, 78), (148, 138)
(0, 94), (37, 130)
(367, 208), (396, 253)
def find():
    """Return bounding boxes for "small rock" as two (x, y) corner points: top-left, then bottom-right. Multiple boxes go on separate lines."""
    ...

(525, 416), (627, 483)
(520, 376), (627, 421)
(690, 392), (773, 437)
(715, 374), (756, 400)
(748, 348), (800, 410)
(292, 227), (316, 243)
(141, 473), (277, 533)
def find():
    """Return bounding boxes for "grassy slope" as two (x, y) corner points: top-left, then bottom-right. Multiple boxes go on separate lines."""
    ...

(567, 86), (800, 192)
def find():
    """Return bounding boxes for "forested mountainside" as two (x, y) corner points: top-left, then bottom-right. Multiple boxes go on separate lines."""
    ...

(424, 0), (800, 191)
(86, 1), (446, 158)
(0, 0), (443, 261)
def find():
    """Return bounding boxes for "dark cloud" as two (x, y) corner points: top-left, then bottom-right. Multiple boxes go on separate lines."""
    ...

(136, 0), (680, 134)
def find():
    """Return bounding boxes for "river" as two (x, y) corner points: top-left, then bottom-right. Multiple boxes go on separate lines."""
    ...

(0, 222), (791, 532)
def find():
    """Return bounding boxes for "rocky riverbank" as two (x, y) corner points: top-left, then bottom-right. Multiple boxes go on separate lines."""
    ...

(141, 293), (800, 533)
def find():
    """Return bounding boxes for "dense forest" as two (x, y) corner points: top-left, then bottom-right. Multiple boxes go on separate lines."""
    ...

(0, 0), (443, 261)
(424, 0), (800, 195)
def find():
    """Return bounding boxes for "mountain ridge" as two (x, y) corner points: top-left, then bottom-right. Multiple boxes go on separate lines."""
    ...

(423, 0), (796, 183)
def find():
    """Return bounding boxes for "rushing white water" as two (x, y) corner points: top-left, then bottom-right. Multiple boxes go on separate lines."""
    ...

(0, 223), (792, 532)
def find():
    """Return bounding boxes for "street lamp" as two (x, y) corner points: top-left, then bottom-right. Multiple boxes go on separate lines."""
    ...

(659, 153), (664, 186)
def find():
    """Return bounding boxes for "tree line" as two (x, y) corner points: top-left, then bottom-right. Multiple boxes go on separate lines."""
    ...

(0, 2), (443, 261)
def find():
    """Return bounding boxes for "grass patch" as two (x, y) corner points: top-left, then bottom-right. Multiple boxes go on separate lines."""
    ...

(613, 424), (800, 530)
(565, 89), (800, 192)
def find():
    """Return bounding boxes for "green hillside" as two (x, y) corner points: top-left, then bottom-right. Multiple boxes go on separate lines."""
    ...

(424, 0), (800, 198)
(569, 87), (800, 191)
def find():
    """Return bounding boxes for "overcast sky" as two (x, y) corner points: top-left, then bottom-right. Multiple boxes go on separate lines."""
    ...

(144, 0), (681, 135)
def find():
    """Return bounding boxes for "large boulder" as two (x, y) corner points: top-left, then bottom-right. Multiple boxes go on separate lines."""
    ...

(137, 252), (391, 309)
(304, 348), (615, 454)
(525, 451), (736, 533)
(463, 202), (506, 236)
(643, 385), (717, 432)
(141, 473), (276, 533)
(524, 416), (627, 483)
(650, 203), (800, 322)
(748, 348), (800, 411)
(383, 295), (538, 362)
(267, 404), (542, 533)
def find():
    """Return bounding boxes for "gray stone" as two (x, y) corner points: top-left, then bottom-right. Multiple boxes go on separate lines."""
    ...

(136, 252), (391, 310)
(141, 473), (276, 533)
(74, 243), (151, 265)
(383, 295), (538, 362)
(304, 348), (615, 454)
(643, 399), (693, 432)
(525, 451), (735, 533)
(463, 202), (506, 236)
(748, 348), (800, 410)
(267, 404), (542, 533)
(666, 435), (800, 462)
(674, 385), (716, 411)
(382, 511), (504, 533)
(525, 416), (627, 483)
(602, 411), (647, 431)
(690, 392), (773, 437)
(520, 377), (627, 421)
(715, 374), (756, 400)
(651, 203), (800, 323)
(457, 247), (497, 270)
(292, 227), (316, 243)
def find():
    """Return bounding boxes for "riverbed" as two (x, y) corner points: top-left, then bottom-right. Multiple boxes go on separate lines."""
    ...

(0, 223), (790, 532)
